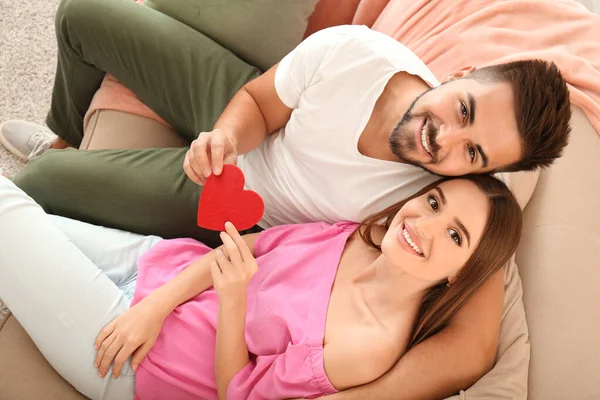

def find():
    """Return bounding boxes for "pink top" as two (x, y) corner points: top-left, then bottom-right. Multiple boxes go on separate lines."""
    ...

(131, 221), (358, 400)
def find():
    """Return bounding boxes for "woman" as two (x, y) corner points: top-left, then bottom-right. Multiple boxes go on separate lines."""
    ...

(0, 174), (521, 400)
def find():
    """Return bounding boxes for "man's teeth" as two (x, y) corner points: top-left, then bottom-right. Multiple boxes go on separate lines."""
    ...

(421, 124), (432, 155)
(403, 228), (423, 255)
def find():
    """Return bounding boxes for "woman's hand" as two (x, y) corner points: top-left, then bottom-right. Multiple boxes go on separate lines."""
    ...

(210, 222), (258, 303)
(94, 298), (166, 378)
(184, 128), (238, 185)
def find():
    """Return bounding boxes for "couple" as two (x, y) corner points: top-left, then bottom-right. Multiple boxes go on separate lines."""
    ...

(0, 0), (571, 399)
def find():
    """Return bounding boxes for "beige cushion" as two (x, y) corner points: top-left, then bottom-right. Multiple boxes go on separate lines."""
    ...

(517, 106), (600, 399)
(496, 169), (540, 211)
(448, 106), (600, 400)
(3, 106), (597, 400)
(0, 313), (86, 399)
(448, 257), (530, 400)
(81, 110), (187, 151)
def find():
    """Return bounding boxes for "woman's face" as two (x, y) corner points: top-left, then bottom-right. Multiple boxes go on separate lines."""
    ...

(381, 179), (490, 284)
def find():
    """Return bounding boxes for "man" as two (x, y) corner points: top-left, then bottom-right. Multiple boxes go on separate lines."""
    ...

(0, 0), (570, 398)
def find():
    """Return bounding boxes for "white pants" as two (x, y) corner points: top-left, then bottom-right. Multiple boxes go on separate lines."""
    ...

(0, 177), (162, 399)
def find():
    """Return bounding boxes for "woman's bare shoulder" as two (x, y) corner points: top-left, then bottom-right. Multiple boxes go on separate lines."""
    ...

(323, 324), (410, 391)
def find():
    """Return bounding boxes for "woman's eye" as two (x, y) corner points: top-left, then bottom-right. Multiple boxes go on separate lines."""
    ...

(468, 145), (476, 162)
(428, 195), (439, 211)
(461, 102), (468, 121)
(449, 228), (462, 246)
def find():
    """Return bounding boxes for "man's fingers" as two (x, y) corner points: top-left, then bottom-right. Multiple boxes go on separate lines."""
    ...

(183, 150), (204, 185)
(223, 150), (238, 166)
(191, 134), (212, 178)
(211, 133), (225, 175)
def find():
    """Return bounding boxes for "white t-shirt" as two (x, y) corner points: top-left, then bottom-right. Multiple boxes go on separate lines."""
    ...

(240, 25), (440, 229)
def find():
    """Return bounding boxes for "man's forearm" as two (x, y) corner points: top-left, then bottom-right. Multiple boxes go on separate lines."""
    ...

(213, 86), (269, 155)
(213, 64), (292, 156)
(324, 327), (494, 400)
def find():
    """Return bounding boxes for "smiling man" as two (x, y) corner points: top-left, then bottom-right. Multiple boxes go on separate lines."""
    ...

(2, 4), (570, 398)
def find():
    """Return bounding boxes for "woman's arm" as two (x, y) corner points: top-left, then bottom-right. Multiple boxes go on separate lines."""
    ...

(210, 223), (259, 400)
(94, 227), (260, 379)
(144, 230), (260, 316)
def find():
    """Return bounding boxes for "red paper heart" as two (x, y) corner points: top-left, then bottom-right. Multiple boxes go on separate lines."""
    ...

(197, 165), (265, 231)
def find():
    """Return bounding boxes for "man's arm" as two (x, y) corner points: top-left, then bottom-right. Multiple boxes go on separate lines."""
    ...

(214, 63), (293, 155)
(184, 63), (293, 184)
(326, 269), (505, 400)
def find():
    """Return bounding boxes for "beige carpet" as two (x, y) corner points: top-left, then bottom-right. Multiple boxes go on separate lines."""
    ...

(0, 0), (60, 320)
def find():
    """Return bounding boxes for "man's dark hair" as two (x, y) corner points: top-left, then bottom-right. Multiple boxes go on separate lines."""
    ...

(471, 59), (571, 172)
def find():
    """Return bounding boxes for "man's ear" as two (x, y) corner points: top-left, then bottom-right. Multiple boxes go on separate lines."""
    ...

(441, 66), (476, 83)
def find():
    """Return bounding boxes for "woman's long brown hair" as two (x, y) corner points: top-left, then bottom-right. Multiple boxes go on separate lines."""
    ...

(359, 175), (522, 350)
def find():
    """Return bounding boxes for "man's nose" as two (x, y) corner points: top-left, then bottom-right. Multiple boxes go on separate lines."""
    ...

(436, 124), (468, 147)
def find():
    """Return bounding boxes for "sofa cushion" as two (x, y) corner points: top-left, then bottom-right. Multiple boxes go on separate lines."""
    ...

(0, 313), (86, 400)
(516, 106), (600, 399)
(495, 169), (540, 211)
(144, 0), (320, 71)
(448, 257), (530, 400)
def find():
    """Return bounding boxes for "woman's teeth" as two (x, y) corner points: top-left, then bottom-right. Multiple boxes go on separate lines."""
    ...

(421, 123), (432, 156)
(403, 228), (423, 255)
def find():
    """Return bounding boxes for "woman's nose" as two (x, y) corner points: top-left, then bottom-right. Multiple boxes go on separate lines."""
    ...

(413, 215), (443, 238)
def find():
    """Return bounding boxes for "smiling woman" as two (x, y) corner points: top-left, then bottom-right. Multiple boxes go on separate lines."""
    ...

(0, 174), (521, 400)
(359, 174), (522, 349)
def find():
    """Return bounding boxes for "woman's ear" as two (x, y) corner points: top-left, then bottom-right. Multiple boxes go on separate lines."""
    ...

(441, 66), (476, 83)
(447, 275), (458, 285)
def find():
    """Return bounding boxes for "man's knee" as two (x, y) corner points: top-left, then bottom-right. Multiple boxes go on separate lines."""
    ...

(13, 151), (78, 206)
(55, 0), (112, 42)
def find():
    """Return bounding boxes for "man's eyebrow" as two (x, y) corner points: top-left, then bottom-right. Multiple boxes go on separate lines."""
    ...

(454, 218), (471, 248)
(468, 93), (476, 125)
(476, 144), (489, 169)
(467, 93), (488, 169)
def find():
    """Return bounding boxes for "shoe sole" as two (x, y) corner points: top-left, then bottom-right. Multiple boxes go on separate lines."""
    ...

(0, 120), (32, 162)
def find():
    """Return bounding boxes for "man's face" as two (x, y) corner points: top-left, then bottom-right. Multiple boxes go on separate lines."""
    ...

(390, 77), (522, 176)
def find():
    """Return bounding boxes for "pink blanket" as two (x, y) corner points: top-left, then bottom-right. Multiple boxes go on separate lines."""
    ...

(354, 0), (600, 136)
(87, 0), (600, 137)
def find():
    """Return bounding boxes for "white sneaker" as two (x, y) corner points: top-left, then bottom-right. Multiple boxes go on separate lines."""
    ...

(0, 120), (57, 161)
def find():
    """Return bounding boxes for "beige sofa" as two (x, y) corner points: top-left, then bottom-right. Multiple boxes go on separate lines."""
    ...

(1, 1), (600, 397)
(1, 104), (599, 399)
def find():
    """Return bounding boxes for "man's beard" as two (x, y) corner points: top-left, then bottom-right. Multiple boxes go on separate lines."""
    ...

(389, 88), (440, 168)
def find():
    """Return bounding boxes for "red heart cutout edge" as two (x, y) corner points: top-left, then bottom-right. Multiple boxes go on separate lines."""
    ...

(197, 164), (265, 231)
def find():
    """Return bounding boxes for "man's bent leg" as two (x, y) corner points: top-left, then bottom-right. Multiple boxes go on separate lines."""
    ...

(50, 0), (261, 146)
(13, 148), (232, 248)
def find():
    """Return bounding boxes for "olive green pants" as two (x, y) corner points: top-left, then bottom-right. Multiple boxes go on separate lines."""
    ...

(14, 0), (263, 247)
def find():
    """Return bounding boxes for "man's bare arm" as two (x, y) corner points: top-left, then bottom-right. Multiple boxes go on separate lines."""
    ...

(325, 269), (504, 400)
(184, 63), (293, 184)
(214, 63), (293, 155)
